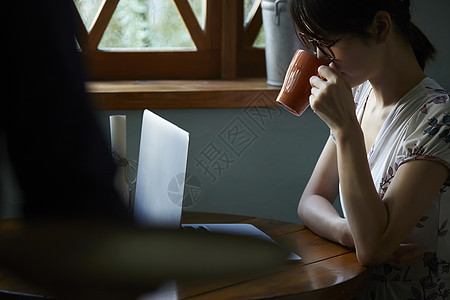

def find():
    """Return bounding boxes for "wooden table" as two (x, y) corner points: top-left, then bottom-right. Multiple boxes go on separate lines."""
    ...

(178, 212), (369, 299)
(0, 212), (369, 299)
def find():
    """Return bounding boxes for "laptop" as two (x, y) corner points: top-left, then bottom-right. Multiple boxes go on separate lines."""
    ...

(134, 110), (301, 261)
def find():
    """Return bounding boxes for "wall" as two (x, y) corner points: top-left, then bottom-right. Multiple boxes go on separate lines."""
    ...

(412, 0), (450, 90)
(95, 108), (329, 224)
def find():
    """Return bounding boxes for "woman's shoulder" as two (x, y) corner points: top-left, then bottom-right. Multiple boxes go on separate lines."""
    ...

(402, 78), (450, 128)
(417, 78), (450, 113)
(401, 78), (450, 156)
(399, 78), (449, 123)
(421, 77), (447, 94)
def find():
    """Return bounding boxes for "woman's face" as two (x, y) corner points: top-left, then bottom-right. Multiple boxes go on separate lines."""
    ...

(319, 35), (383, 88)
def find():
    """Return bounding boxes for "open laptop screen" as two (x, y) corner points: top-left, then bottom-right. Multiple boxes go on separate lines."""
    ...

(134, 110), (189, 228)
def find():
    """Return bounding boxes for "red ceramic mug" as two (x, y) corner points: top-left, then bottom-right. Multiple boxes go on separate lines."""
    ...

(276, 50), (326, 116)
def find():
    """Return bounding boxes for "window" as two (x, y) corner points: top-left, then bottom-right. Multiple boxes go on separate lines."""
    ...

(74, 0), (266, 80)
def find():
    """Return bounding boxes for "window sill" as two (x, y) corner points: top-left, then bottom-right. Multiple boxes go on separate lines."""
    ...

(86, 78), (281, 110)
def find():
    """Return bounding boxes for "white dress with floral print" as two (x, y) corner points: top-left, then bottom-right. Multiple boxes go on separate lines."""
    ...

(338, 78), (450, 299)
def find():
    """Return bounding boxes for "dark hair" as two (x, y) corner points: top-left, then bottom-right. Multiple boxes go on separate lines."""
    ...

(289, 0), (436, 70)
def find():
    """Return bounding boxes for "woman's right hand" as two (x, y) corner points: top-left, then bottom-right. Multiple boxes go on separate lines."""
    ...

(386, 243), (425, 267)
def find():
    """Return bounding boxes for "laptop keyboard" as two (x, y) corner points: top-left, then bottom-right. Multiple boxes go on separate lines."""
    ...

(182, 225), (210, 232)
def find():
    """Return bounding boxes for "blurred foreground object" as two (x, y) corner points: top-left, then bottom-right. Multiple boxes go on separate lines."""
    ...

(0, 218), (288, 299)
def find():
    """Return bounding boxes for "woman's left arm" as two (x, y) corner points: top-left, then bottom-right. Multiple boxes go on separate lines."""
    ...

(338, 132), (447, 266)
(310, 66), (448, 266)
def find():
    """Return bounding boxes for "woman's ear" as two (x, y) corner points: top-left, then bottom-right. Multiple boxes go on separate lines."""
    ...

(372, 11), (391, 44)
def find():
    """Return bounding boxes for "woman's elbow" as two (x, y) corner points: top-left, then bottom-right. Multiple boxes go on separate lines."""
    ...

(297, 201), (303, 220)
(297, 197), (308, 221)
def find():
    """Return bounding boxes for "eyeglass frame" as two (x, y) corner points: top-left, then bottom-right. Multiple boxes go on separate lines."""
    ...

(298, 32), (340, 62)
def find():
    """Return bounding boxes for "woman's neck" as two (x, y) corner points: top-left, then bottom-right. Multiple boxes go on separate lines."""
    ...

(369, 40), (426, 108)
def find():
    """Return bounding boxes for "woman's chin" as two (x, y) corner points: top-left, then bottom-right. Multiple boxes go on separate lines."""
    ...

(342, 73), (367, 88)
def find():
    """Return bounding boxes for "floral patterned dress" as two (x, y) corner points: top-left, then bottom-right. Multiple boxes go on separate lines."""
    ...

(339, 78), (450, 299)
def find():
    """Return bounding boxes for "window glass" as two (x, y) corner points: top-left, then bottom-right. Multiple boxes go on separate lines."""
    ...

(244, 0), (264, 48)
(73, 0), (266, 79)
(74, 0), (104, 31)
(188, 0), (206, 30)
(98, 0), (196, 50)
(253, 26), (265, 48)
(243, 0), (258, 26)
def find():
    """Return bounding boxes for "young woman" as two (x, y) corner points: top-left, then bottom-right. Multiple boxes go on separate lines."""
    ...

(290, 0), (449, 298)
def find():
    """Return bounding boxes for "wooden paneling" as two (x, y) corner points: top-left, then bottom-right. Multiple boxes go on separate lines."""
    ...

(174, 0), (207, 50)
(84, 51), (221, 80)
(87, 78), (281, 110)
(221, 0), (240, 79)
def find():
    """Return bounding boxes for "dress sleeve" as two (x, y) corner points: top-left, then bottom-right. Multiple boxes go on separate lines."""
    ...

(399, 94), (450, 183)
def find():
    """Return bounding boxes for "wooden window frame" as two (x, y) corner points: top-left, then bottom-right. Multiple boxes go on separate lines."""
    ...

(74, 0), (266, 80)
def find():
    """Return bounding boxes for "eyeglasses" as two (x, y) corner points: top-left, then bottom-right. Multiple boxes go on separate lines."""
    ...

(299, 32), (339, 62)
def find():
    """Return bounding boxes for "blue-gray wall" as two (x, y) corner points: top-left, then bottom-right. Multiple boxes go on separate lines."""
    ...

(412, 0), (450, 91)
(95, 108), (328, 224)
